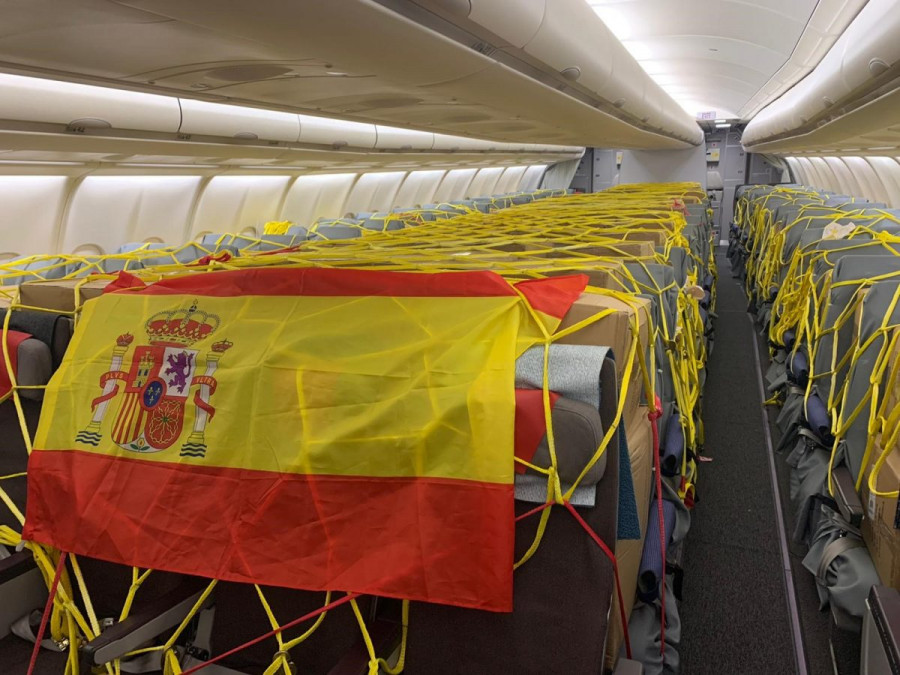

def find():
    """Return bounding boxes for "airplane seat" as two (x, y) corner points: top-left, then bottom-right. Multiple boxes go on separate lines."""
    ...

(359, 214), (406, 232)
(471, 198), (495, 213)
(101, 256), (143, 274)
(72, 557), (189, 630)
(0, 307), (73, 371)
(10, 338), (51, 401)
(180, 584), (381, 675)
(382, 218), (406, 231)
(405, 350), (620, 674)
(360, 214), (388, 231)
(0, 257), (68, 286)
(172, 244), (208, 264)
(404, 423), (619, 673)
(436, 203), (468, 215)
(250, 235), (307, 251)
(115, 243), (168, 255)
(308, 226), (362, 241)
(287, 225), (311, 238)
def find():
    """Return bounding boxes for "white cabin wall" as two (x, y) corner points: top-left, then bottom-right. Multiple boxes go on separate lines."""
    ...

(866, 158), (900, 207)
(0, 163), (549, 257)
(432, 169), (479, 202)
(784, 157), (807, 185)
(494, 166), (528, 194)
(0, 176), (70, 259)
(800, 157), (827, 189)
(466, 168), (505, 199)
(343, 172), (407, 216)
(844, 158), (891, 205)
(393, 170), (447, 209)
(784, 155), (900, 207)
(518, 165), (547, 192)
(619, 144), (709, 189)
(190, 175), (293, 239)
(823, 157), (859, 196)
(280, 173), (359, 227)
(62, 176), (203, 254)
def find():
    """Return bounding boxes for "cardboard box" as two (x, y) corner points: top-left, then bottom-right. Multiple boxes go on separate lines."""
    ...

(541, 241), (656, 260)
(884, 327), (900, 415)
(861, 435), (900, 589)
(620, 230), (668, 247)
(606, 405), (654, 669)
(542, 264), (623, 291)
(18, 279), (109, 313)
(555, 292), (651, 420)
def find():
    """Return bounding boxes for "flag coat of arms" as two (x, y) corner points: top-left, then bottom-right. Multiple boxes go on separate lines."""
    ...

(23, 268), (586, 611)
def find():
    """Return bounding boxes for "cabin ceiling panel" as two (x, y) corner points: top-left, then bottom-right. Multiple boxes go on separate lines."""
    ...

(0, 0), (697, 148)
(587, 0), (842, 119)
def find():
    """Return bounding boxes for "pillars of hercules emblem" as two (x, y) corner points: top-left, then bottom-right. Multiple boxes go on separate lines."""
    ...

(180, 339), (232, 458)
(76, 333), (133, 446)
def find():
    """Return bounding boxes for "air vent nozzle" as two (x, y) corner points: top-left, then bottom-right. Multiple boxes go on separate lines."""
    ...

(561, 67), (581, 82)
(869, 58), (890, 76)
(66, 117), (111, 132)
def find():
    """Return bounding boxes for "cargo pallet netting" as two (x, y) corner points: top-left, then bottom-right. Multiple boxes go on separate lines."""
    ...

(0, 183), (714, 675)
(730, 184), (900, 647)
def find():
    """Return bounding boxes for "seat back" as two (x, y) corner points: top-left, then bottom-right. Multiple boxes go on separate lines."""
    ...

(205, 583), (373, 674)
(405, 354), (621, 674)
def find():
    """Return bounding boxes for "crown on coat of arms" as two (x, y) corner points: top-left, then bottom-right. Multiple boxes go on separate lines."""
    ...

(212, 338), (233, 353)
(145, 301), (220, 346)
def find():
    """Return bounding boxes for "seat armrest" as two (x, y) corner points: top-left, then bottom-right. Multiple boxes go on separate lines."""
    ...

(80, 576), (210, 668)
(833, 465), (864, 527)
(869, 585), (900, 673)
(0, 550), (38, 584)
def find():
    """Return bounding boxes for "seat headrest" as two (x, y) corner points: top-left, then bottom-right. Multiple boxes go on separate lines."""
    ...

(523, 397), (606, 488)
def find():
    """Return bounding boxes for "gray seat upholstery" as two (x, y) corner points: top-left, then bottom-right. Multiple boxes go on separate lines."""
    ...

(14, 338), (51, 401)
(526, 397), (606, 487)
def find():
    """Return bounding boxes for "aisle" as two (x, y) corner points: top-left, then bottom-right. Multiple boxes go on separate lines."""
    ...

(678, 254), (798, 674)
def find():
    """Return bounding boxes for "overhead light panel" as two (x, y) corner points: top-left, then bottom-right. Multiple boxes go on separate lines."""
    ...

(715, 123), (731, 128)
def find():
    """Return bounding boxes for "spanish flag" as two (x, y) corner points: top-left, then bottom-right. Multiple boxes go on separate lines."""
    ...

(23, 268), (586, 611)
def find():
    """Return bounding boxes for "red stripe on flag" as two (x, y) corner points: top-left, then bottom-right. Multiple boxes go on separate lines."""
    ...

(514, 389), (561, 474)
(23, 450), (514, 612)
(514, 274), (588, 319)
(102, 268), (587, 321)
(1, 330), (30, 399)
(106, 268), (519, 299)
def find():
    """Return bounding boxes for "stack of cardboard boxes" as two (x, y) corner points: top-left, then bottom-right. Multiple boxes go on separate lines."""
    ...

(15, 217), (671, 670)
(556, 275), (655, 668)
(861, 326), (900, 589)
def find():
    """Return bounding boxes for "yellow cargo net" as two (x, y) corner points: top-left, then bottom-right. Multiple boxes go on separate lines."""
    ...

(736, 185), (900, 503)
(1, 182), (713, 674)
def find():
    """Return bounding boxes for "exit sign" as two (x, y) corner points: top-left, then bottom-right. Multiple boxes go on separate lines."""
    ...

(698, 111), (717, 120)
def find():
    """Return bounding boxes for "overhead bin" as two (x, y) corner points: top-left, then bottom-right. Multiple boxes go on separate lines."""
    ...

(297, 113), (377, 149)
(515, 0), (701, 144)
(743, 0), (900, 151)
(520, 0), (613, 90)
(465, 0), (545, 49)
(738, 0), (866, 119)
(178, 99), (300, 143)
(425, 62), (695, 150)
(431, 132), (496, 152)
(374, 125), (434, 150)
(0, 72), (180, 133)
